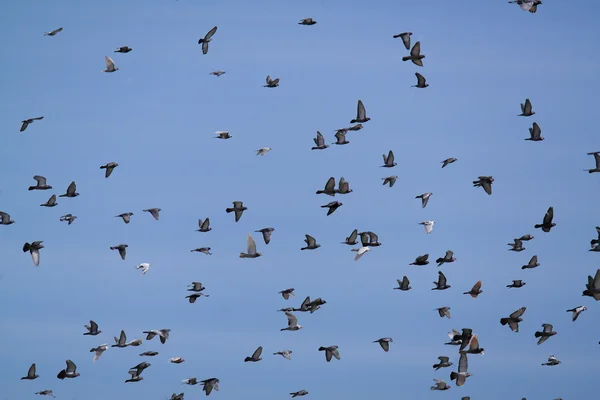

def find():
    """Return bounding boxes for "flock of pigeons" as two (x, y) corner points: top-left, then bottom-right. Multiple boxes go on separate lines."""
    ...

(3, 2), (595, 400)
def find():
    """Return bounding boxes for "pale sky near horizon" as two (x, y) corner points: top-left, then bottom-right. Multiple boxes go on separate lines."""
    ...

(1, 1), (600, 399)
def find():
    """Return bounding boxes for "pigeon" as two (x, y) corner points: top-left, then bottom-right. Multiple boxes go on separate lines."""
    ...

(139, 351), (159, 357)
(458, 329), (474, 352)
(20, 117), (44, 132)
(256, 147), (272, 155)
(198, 26), (218, 54)
(341, 229), (359, 245)
(347, 123), (363, 131)
(432, 271), (451, 290)
(584, 152), (600, 173)
(463, 281), (483, 298)
(534, 323), (557, 345)
(301, 234), (320, 250)
(522, 255), (540, 270)
(186, 293), (209, 303)
(190, 247), (212, 255)
(143, 208), (161, 220)
(226, 201), (247, 222)
(534, 206), (556, 232)
(393, 32), (412, 49)
(290, 390), (309, 398)
(90, 344), (108, 362)
(240, 233), (262, 258)
(187, 282), (206, 292)
(316, 177), (337, 196)
(519, 98), (535, 116)
(197, 218), (212, 232)
(460, 334), (485, 355)
(413, 72), (428, 88)
(566, 306), (587, 321)
(436, 307), (451, 318)
(264, 75), (280, 88)
(373, 338), (393, 352)
(336, 176), (354, 194)
(100, 162), (119, 178)
(201, 378), (219, 396)
(35, 390), (55, 398)
(359, 231), (382, 247)
(394, 276), (411, 291)
(382, 176), (398, 187)
(450, 353), (471, 387)
(321, 201), (342, 216)
(419, 220), (435, 234)
(210, 70), (226, 77)
(28, 175), (52, 190)
(244, 346), (263, 362)
(312, 131), (329, 150)
(255, 227), (275, 244)
(509, 0), (542, 13)
(541, 355), (561, 366)
(143, 329), (171, 344)
(44, 27), (63, 36)
(318, 345), (340, 362)
(214, 131), (231, 139)
(169, 357), (185, 364)
(114, 46), (132, 53)
(57, 360), (80, 380)
(473, 176), (494, 195)
(416, 192), (432, 208)
(508, 239), (525, 251)
(125, 370), (144, 383)
(507, 280), (526, 288)
(21, 364), (39, 380)
(298, 18), (316, 25)
(40, 194), (57, 207)
(116, 213), (134, 224)
(333, 130), (349, 145)
(381, 150), (397, 167)
(112, 330), (141, 348)
(84, 320), (101, 335)
(273, 350), (293, 360)
(519, 234), (535, 241)
(350, 100), (370, 123)
(410, 254), (429, 266)
(0, 211), (15, 225)
(350, 246), (369, 261)
(23, 241), (44, 266)
(433, 356), (453, 370)
(441, 157), (457, 168)
(402, 41), (425, 66)
(136, 263), (150, 275)
(526, 122), (544, 141)
(279, 288), (295, 300)
(182, 378), (198, 385)
(59, 181), (79, 198)
(281, 312), (303, 331)
(500, 307), (527, 332)
(430, 379), (450, 391)
(170, 393), (184, 400)
(110, 244), (128, 260)
(101, 56), (118, 72)
(436, 250), (456, 266)
(445, 329), (462, 346)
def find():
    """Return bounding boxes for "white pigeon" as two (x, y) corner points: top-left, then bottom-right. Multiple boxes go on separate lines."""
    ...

(419, 220), (435, 234)
(90, 344), (108, 363)
(136, 263), (151, 275)
(352, 246), (371, 261)
(256, 147), (272, 156)
(102, 56), (118, 72)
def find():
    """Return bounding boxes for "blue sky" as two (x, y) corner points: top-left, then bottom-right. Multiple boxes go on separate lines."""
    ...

(1, 0), (599, 399)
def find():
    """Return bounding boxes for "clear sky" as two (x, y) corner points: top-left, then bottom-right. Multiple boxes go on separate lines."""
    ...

(1, 0), (599, 399)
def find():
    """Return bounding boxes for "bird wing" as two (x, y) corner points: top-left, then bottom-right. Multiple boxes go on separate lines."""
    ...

(105, 56), (115, 70)
(411, 41), (421, 56)
(543, 207), (554, 225)
(28, 363), (36, 377)
(446, 250), (454, 259)
(65, 360), (76, 373)
(416, 72), (426, 86)
(480, 179), (492, 195)
(265, 75), (272, 84)
(438, 356), (449, 363)
(354, 247), (369, 261)
(34, 175), (47, 185)
(246, 233), (257, 255)
(401, 33), (411, 49)
(438, 271), (447, 286)
(360, 232), (370, 246)
(532, 122), (541, 139)
(471, 281), (482, 293)
(388, 150), (395, 165)
(119, 330), (127, 344)
(380, 341), (390, 352)
(252, 346), (263, 358)
(529, 255), (538, 265)
(542, 323), (553, 332)
(357, 100), (366, 119)
(593, 269), (600, 289)
(348, 229), (358, 242)
(524, 98), (532, 114)
(369, 231), (379, 242)
(315, 131), (325, 146)
(331, 347), (340, 360)
(425, 223), (433, 234)
(204, 26), (218, 40)
(458, 353), (468, 373)
(67, 181), (76, 195)
(285, 311), (298, 327)
(305, 234), (316, 246)
(202, 41), (209, 54)
(271, 78), (280, 85)
(90, 320), (98, 331)
(510, 307), (526, 319)
(324, 177), (335, 191)
(31, 249), (40, 266)
(468, 335), (480, 351)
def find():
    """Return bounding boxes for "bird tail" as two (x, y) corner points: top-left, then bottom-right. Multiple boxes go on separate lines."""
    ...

(500, 318), (509, 325)
(402, 56), (410, 61)
(450, 372), (457, 381)
(534, 224), (542, 229)
(225, 208), (233, 213)
(534, 331), (542, 338)
(318, 346), (326, 351)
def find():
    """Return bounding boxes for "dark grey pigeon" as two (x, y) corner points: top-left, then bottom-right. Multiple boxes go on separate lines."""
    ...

(290, 390), (309, 398)
(318, 345), (340, 362)
(381, 150), (397, 167)
(393, 32), (412, 49)
(301, 234), (320, 250)
(110, 244), (128, 260)
(526, 122), (544, 141)
(198, 26), (218, 54)
(541, 355), (561, 366)
(508, 238), (525, 251)
(518, 98), (535, 116)
(584, 152), (600, 173)
(298, 18), (317, 25)
(347, 124), (363, 131)
(432, 271), (451, 290)
(441, 158), (457, 168)
(139, 351), (159, 357)
(519, 234), (535, 241)
(279, 288), (295, 300)
(143, 329), (170, 344)
(0, 211), (15, 225)
(84, 320), (101, 335)
(29, 176), (52, 190)
(433, 356), (453, 370)
(56, 360), (79, 380)
(215, 131), (231, 139)
(191, 247), (212, 255)
(450, 353), (471, 387)
(321, 201), (342, 216)
(114, 46), (132, 53)
(413, 72), (428, 88)
(522, 255), (540, 269)
(116, 213), (133, 224)
(350, 100), (370, 124)
(40, 194), (57, 207)
(507, 279), (526, 288)
(316, 177), (336, 196)
(410, 254), (429, 266)
(20, 116), (44, 132)
(143, 208), (161, 220)
(240, 233), (262, 258)
(333, 130), (349, 145)
(100, 162), (119, 178)
(373, 338), (393, 352)
(341, 229), (358, 245)
(264, 75), (280, 88)
(473, 176), (494, 195)
(402, 41), (424, 66)
(210, 70), (226, 77)
(197, 218), (212, 232)
(500, 306), (527, 332)
(583, 269), (600, 300)
(255, 227), (275, 244)
(35, 390), (55, 398)
(436, 307), (451, 318)
(436, 250), (456, 266)
(312, 131), (329, 150)
(23, 241), (44, 266)
(244, 346), (263, 362)
(21, 363), (39, 380)
(359, 231), (381, 247)
(188, 282), (206, 292)
(336, 177), (352, 194)
(382, 176), (398, 187)
(394, 276), (411, 291)
(534, 323), (557, 345)
(59, 181), (79, 198)
(534, 206), (556, 232)
(201, 378), (219, 396)
(44, 27), (63, 36)
(125, 370), (143, 383)
(129, 362), (151, 376)
(59, 214), (77, 225)
(186, 293), (209, 303)
(226, 201), (247, 222)
(416, 192), (432, 208)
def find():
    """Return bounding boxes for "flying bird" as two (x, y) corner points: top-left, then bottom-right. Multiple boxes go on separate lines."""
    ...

(436, 250), (456, 266)
(316, 177), (337, 196)
(21, 364), (39, 380)
(312, 131), (329, 150)
(541, 355), (561, 366)
(186, 293), (209, 303)
(197, 218), (212, 232)
(463, 281), (483, 298)
(342, 229), (359, 245)
(136, 263), (150, 275)
(321, 201), (342, 216)
(519, 98), (535, 116)
(240, 233), (262, 258)
(450, 353), (471, 387)
(526, 122), (544, 141)
(100, 162), (119, 178)
(301, 234), (320, 250)
(90, 344), (108, 363)
(402, 41), (425, 66)
(110, 244), (128, 260)
(116, 213), (134, 224)
(441, 157), (457, 168)
(382, 176), (398, 187)
(318, 345), (340, 362)
(191, 247), (212, 255)
(59, 181), (79, 198)
(114, 46), (132, 53)
(256, 147), (272, 155)
(416, 192), (432, 208)
(0, 211), (15, 225)
(433, 356), (452, 370)
(198, 26), (218, 54)
(264, 75), (280, 88)
(102, 56), (118, 72)
(187, 282), (206, 292)
(214, 131), (231, 139)
(507, 279), (526, 288)
(393, 32), (412, 49)
(381, 150), (397, 167)
(210, 70), (226, 77)
(84, 320), (101, 335)
(359, 231), (381, 247)
(40, 194), (57, 207)
(432, 271), (451, 290)
(509, 0), (543, 13)
(584, 152), (600, 173)
(394, 276), (411, 291)
(410, 254), (429, 266)
(281, 311), (303, 331)
(35, 390), (55, 398)
(373, 338), (393, 352)
(567, 306), (587, 321)
(244, 346), (263, 362)
(290, 390), (309, 398)
(413, 72), (428, 88)
(534, 206), (556, 232)
(500, 307), (527, 332)
(534, 323), (557, 345)
(430, 379), (450, 391)
(522, 255), (540, 270)
(44, 27), (63, 36)
(20, 116), (44, 132)
(508, 238), (525, 251)
(279, 288), (295, 300)
(350, 100), (370, 123)
(143, 329), (170, 344)
(460, 334), (484, 355)
(226, 201), (247, 222)
(57, 360), (80, 380)
(28, 175), (52, 190)
(473, 176), (494, 195)
(255, 227), (275, 244)
(201, 378), (219, 396)
(143, 208), (161, 220)
(274, 350), (293, 360)
(419, 220), (435, 234)
(352, 246), (370, 261)
(23, 241), (44, 266)
(298, 18), (317, 25)
(436, 307), (451, 319)
(333, 130), (349, 145)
